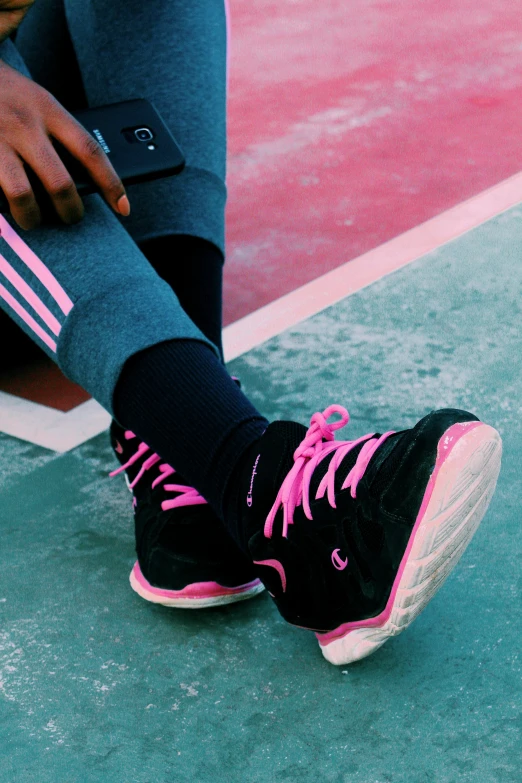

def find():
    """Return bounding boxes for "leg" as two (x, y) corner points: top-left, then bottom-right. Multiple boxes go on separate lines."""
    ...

(67, 0), (229, 357)
(60, 0), (229, 252)
(17, 0), (229, 356)
(11, 6), (254, 604)
(1, 0), (87, 360)
(140, 234), (225, 359)
(0, 37), (265, 483)
(4, 15), (504, 669)
(14, 0), (87, 111)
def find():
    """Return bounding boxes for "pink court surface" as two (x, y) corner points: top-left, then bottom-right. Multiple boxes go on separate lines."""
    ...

(2, 0), (522, 446)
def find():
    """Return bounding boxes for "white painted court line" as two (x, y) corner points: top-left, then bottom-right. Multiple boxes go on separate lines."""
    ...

(223, 170), (522, 361)
(2, 169), (522, 452)
(0, 392), (111, 453)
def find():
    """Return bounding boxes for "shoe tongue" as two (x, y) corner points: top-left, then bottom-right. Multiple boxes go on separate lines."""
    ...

(241, 420), (307, 521)
(248, 421), (378, 511)
(268, 420), (309, 479)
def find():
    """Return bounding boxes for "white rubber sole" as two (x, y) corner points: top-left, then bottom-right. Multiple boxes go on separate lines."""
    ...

(129, 562), (266, 609)
(318, 422), (502, 665)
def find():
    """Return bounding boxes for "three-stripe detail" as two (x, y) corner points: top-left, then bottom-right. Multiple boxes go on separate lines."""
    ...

(0, 214), (73, 352)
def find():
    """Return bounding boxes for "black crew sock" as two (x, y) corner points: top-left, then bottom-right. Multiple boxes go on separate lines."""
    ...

(112, 338), (268, 519)
(140, 234), (225, 360)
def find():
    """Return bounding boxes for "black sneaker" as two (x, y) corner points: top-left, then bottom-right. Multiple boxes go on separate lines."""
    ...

(229, 404), (501, 664)
(110, 420), (264, 608)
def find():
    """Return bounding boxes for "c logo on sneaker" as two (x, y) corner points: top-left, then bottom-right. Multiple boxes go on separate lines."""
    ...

(331, 548), (348, 571)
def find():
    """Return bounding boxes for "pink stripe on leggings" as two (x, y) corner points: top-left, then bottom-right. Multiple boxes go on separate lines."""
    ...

(0, 283), (57, 352)
(0, 254), (62, 336)
(0, 215), (73, 315)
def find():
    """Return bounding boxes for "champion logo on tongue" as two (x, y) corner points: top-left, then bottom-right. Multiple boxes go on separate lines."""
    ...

(246, 454), (260, 507)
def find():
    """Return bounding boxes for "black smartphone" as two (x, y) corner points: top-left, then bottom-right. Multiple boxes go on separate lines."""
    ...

(0, 98), (185, 213)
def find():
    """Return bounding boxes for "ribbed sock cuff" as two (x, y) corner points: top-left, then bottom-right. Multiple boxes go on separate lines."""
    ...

(113, 338), (268, 517)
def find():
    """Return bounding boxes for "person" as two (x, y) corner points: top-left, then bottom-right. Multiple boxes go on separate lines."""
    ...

(0, 0), (502, 665)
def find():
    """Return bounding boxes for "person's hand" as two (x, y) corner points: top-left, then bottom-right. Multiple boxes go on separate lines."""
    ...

(0, 58), (130, 229)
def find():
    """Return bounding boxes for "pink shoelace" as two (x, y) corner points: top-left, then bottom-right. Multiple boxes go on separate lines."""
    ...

(110, 431), (207, 511)
(264, 405), (395, 539)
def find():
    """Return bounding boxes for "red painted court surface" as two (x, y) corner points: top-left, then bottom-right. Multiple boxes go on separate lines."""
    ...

(224, 0), (522, 322)
(0, 358), (89, 412)
(3, 0), (522, 410)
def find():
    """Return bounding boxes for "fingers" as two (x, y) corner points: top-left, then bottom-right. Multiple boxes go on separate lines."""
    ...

(0, 88), (129, 228)
(45, 100), (130, 216)
(20, 135), (85, 225)
(0, 142), (41, 230)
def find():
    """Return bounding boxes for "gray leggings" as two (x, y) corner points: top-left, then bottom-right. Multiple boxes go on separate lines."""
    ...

(0, 0), (228, 413)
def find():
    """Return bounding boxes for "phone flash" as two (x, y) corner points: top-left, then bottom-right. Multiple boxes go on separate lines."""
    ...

(147, 143), (156, 150)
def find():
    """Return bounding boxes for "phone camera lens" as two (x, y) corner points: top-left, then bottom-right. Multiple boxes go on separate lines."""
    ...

(135, 127), (154, 142)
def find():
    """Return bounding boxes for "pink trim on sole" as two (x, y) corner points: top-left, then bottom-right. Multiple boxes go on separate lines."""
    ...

(130, 561), (264, 605)
(316, 420), (484, 646)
